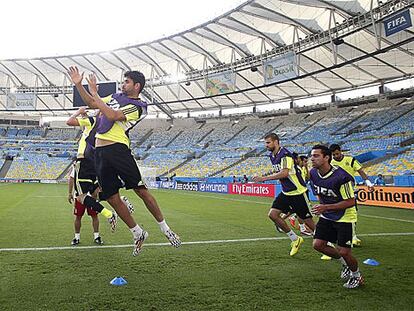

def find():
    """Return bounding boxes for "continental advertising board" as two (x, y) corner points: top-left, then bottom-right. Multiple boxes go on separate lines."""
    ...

(357, 186), (414, 209)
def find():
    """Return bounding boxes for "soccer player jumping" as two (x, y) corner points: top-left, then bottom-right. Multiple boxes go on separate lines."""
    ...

(68, 66), (181, 256)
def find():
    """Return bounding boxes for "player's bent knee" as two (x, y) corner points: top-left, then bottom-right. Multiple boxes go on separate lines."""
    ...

(337, 247), (351, 258)
(268, 208), (281, 220)
(313, 239), (325, 252)
(107, 193), (121, 205)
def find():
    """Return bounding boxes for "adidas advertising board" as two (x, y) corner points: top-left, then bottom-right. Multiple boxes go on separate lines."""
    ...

(175, 181), (199, 191)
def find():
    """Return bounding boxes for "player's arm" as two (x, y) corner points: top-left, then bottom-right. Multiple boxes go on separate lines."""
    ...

(357, 168), (374, 189)
(68, 176), (74, 204)
(87, 74), (126, 121)
(312, 198), (355, 215)
(67, 66), (98, 108)
(312, 180), (355, 214)
(253, 155), (291, 182)
(253, 168), (289, 182)
(66, 107), (87, 126)
(352, 157), (374, 190)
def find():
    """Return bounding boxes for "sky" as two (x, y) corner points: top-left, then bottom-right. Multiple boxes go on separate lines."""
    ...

(0, 0), (246, 60)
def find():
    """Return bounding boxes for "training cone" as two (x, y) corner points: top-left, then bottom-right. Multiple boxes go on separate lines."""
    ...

(110, 276), (128, 286)
(363, 258), (380, 266)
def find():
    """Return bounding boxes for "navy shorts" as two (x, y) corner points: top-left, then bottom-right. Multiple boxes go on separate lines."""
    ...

(314, 217), (353, 248)
(271, 192), (312, 219)
(74, 158), (99, 196)
(95, 143), (146, 200)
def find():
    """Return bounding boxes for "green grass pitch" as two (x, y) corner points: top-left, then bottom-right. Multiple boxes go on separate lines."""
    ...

(0, 183), (413, 310)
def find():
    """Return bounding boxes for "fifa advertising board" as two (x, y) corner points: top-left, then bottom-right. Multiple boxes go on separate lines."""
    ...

(357, 186), (414, 209)
(228, 183), (275, 198)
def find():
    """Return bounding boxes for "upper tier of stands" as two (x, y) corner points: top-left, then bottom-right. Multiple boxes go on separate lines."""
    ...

(1, 93), (413, 180)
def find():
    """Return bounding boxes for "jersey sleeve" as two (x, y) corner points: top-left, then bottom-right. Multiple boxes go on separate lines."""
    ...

(339, 181), (354, 200)
(101, 95), (113, 104)
(351, 157), (362, 171)
(77, 117), (92, 128)
(281, 156), (294, 170)
(120, 104), (140, 122)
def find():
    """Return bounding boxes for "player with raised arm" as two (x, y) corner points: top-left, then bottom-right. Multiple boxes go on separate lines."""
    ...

(68, 66), (181, 256)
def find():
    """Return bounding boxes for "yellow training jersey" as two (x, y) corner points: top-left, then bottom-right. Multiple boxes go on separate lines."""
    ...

(331, 155), (362, 179)
(94, 93), (146, 147)
(76, 117), (95, 159)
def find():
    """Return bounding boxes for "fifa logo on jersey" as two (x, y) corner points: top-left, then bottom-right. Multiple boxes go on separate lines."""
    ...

(108, 99), (120, 110)
(313, 185), (337, 197)
(272, 164), (282, 171)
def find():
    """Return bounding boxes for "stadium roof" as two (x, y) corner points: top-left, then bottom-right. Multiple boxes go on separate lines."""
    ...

(0, 0), (413, 117)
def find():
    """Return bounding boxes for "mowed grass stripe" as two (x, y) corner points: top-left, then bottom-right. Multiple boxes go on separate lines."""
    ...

(1, 231), (413, 252)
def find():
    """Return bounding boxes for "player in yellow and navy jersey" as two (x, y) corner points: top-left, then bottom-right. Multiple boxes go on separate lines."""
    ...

(310, 144), (364, 289)
(68, 66), (181, 256)
(66, 107), (118, 235)
(329, 143), (374, 247)
(253, 133), (315, 257)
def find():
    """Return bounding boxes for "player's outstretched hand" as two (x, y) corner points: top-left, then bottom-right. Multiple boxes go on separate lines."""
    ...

(86, 73), (99, 96)
(252, 176), (263, 182)
(68, 66), (83, 85)
(78, 106), (87, 115)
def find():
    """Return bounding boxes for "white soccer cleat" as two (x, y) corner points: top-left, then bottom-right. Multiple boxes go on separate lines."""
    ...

(121, 195), (135, 214)
(340, 265), (352, 280)
(343, 275), (364, 289)
(133, 230), (148, 256)
(300, 228), (314, 236)
(108, 211), (118, 232)
(164, 229), (181, 248)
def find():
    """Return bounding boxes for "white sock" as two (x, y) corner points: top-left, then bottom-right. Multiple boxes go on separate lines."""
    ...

(351, 268), (361, 278)
(158, 220), (170, 233)
(93, 232), (100, 239)
(130, 224), (143, 239)
(287, 230), (298, 242)
(338, 257), (347, 266)
(74, 233), (80, 240)
(299, 223), (306, 231)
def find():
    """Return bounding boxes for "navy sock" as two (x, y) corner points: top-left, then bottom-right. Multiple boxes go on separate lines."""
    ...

(83, 195), (105, 213)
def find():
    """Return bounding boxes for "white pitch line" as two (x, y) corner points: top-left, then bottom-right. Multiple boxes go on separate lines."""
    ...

(359, 214), (414, 224)
(1, 232), (413, 253)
